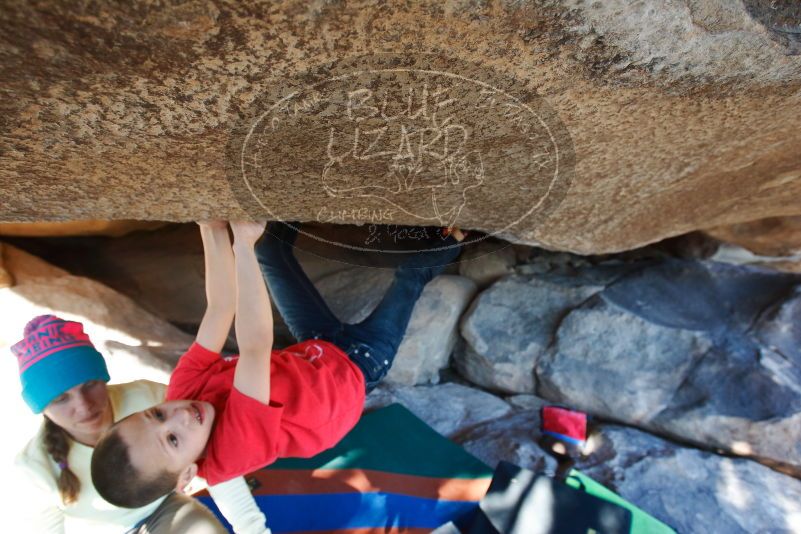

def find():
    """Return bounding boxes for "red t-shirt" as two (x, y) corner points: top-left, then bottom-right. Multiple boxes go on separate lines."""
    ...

(166, 340), (366, 485)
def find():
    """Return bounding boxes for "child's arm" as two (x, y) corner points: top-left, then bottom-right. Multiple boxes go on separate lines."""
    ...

(195, 221), (237, 353)
(208, 477), (271, 534)
(230, 220), (273, 404)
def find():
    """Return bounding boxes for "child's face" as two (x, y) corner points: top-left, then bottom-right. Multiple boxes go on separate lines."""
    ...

(116, 400), (216, 482)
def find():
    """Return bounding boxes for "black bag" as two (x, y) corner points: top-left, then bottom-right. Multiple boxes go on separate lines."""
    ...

(435, 461), (632, 534)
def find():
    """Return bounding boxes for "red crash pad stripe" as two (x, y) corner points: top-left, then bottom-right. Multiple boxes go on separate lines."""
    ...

(247, 468), (491, 501)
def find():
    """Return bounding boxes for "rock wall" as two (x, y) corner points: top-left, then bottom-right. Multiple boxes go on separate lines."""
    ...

(2, 1), (800, 253)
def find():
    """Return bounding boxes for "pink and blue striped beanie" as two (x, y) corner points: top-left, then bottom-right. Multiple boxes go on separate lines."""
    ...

(11, 315), (109, 414)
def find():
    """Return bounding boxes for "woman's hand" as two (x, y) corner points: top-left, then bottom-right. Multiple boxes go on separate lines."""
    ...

(230, 220), (267, 247)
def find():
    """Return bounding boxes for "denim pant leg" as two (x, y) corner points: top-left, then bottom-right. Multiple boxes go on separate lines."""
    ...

(255, 222), (385, 392)
(255, 221), (343, 342)
(341, 234), (463, 389)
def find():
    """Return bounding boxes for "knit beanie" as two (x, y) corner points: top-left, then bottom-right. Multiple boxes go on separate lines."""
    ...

(11, 315), (110, 414)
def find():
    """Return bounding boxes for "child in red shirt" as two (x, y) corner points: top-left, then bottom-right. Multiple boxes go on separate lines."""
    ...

(91, 221), (464, 510)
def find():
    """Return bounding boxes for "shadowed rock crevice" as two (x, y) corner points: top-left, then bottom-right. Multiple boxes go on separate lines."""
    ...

(744, 0), (801, 55)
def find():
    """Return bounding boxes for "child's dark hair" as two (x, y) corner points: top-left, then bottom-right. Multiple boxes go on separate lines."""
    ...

(43, 417), (80, 504)
(90, 423), (178, 508)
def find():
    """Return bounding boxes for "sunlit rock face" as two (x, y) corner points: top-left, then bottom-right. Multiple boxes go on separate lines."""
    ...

(1, 1), (800, 253)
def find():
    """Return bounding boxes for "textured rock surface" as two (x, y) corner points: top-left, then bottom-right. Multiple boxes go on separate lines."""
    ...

(317, 267), (476, 385)
(537, 297), (714, 423)
(315, 267), (395, 324)
(706, 215), (801, 256)
(456, 273), (604, 393)
(755, 286), (801, 368)
(710, 242), (801, 274)
(459, 258), (801, 474)
(385, 276), (477, 385)
(577, 426), (801, 534)
(457, 410), (801, 533)
(540, 295), (801, 474)
(457, 240), (517, 289)
(2, 1), (800, 254)
(365, 382), (513, 438)
(453, 408), (558, 477)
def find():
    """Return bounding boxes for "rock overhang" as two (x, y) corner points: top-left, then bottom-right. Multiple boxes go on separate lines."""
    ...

(1, 0), (800, 254)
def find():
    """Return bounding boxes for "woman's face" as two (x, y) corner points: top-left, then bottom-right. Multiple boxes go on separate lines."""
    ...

(43, 380), (112, 446)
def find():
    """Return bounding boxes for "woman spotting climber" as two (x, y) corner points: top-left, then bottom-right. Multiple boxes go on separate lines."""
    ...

(11, 314), (269, 533)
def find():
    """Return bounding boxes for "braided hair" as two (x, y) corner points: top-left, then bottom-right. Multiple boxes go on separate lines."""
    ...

(43, 417), (81, 505)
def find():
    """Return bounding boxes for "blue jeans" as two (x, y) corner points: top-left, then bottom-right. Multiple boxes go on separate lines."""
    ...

(255, 222), (462, 392)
